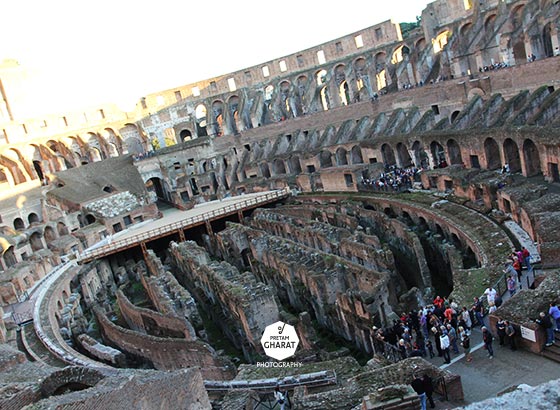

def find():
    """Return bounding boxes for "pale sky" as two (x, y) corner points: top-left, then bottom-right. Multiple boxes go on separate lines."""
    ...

(0, 0), (431, 116)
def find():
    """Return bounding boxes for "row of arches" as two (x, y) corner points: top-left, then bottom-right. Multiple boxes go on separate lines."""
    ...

(172, 39), (438, 141)
(0, 124), (147, 186)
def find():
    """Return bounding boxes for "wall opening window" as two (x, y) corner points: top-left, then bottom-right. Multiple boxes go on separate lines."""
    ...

(317, 50), (326, 65)
(262, 66), (270, 77)
(354, 35), (363, 48)
(279, 60), (287, 72)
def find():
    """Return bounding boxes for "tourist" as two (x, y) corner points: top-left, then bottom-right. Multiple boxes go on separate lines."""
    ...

(548, 302), (560, 331)
(274, 385), (286, 410)
(422, 374), (435, 409)
(439, 327), (451, 364)
(521, 247), (532, 271)
(513, 257), (522, 283)
(460, 306), (472, 331)
(505, 320), (516, 351)
(447, 324), (459, 354)
(536, 312), (555, 347)
(484, 286), (497, 306)
(496, 319), (507, 346)
(472, 297), (485, 327)
(410, 374), (427, 410)
(482, 326), (494, 358)
(461, 328), (472, 362)
(506, 275), (517, 297)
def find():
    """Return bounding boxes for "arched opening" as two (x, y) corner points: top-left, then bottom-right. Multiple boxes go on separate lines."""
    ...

(430, 141), (447, 167)
(381, 144), (396, 167)
(396, 143), (413, 168)
(211, 101), (224, 136)
(320, 86), (330, 111)
(450, 111), (461, 123)
(272, 159), (286, 175)
(316, 69), (327, 86)
(335, 147), (348, 166)
(523, 139), (541, 176)
(433, 30), (450, 53)
(119, 124), (145, 155)
(30, 232), (44, 251)
(447, 139), (463, 165)
(145, 177), (165, 201)
(44, 226), (57, 244)
(33, 160), (44, 181)
(107, 143), (119, 157)
(412, 141), (429, 169)
(339, 81), (350, 105)
(228, 95), (241, 134)
(28, 213), (40, 224)
(13, 218), (25, 231)
(319, 151), (333, 168)
(85, 214), (96, 225)
(260, 163), (271, 178)
(350, 146), (364, 164)
(3, 246), (17, 268)
(288, 156), (302, 174)
(503, 138), (521, 173)
(180, 129), (193, 142)
(484, 138), (501, 170)
(195, 105), (208, 137)
(543, 23), (554, 58)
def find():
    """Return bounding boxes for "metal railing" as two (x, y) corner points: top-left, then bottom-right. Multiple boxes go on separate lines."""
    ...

(78, 188), (290, 262)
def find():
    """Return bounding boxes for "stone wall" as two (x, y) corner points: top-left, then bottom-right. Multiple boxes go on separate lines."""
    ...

(116, 289), (194, 340)
(94, 306), (234, 380)
(169, 240), (279, 360)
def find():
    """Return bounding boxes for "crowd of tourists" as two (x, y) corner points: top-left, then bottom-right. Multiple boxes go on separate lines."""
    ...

(361, 165), (422, 192)
(373, 243), (557, 388)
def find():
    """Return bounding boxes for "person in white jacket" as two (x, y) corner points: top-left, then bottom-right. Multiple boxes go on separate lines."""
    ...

(439, 327), (451, 364)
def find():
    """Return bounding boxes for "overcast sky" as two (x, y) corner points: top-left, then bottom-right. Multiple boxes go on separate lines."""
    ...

(1, 0), (431, 115)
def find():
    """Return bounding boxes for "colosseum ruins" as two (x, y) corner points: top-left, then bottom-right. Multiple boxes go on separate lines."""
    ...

(1, 0), (560, 409)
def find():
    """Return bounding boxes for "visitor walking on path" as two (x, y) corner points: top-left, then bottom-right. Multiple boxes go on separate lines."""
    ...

(506, 275), (517, 297)
(461, 330), (472, 362)
(482, 326), (494, 358)
(439, 327), (451, 364)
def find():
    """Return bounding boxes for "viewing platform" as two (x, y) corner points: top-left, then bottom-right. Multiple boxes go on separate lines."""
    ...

(78, 188), (291, 263)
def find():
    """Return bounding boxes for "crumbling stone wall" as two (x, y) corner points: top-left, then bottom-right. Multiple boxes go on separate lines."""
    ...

(169, 241), (279, 360)
(141, 250), (202, 327)
(218, 219), (393, 353)
(94, 306), (234, 380)
(116, 289), (195, 340)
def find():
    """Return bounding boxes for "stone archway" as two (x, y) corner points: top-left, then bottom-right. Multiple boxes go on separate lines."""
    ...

(319, 151), (333, 168)
(396, 143), (413, 168)
(145, 177), (165, 201)
(504, 138), (521, 173)
(484, 138), (501, 170)
(523, 138), (541, 176)
(447, 139), (463, 165)
(335, 147), (348, 166)
(381, 144), (396, 166)
(350, 146), (364, 164)
(430, 141), (447, 167)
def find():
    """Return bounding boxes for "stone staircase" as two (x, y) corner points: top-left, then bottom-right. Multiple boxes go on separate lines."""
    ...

(542, 331), (560, 363)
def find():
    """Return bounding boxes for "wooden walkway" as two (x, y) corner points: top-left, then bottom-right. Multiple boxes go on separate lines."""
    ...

(78, 189), (290, 263)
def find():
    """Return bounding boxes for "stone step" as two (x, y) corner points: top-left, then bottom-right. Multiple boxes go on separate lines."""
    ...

(542, 349), (560, 363)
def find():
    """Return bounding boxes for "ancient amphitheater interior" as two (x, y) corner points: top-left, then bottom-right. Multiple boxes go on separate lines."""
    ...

(1, 0), (560, 409)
